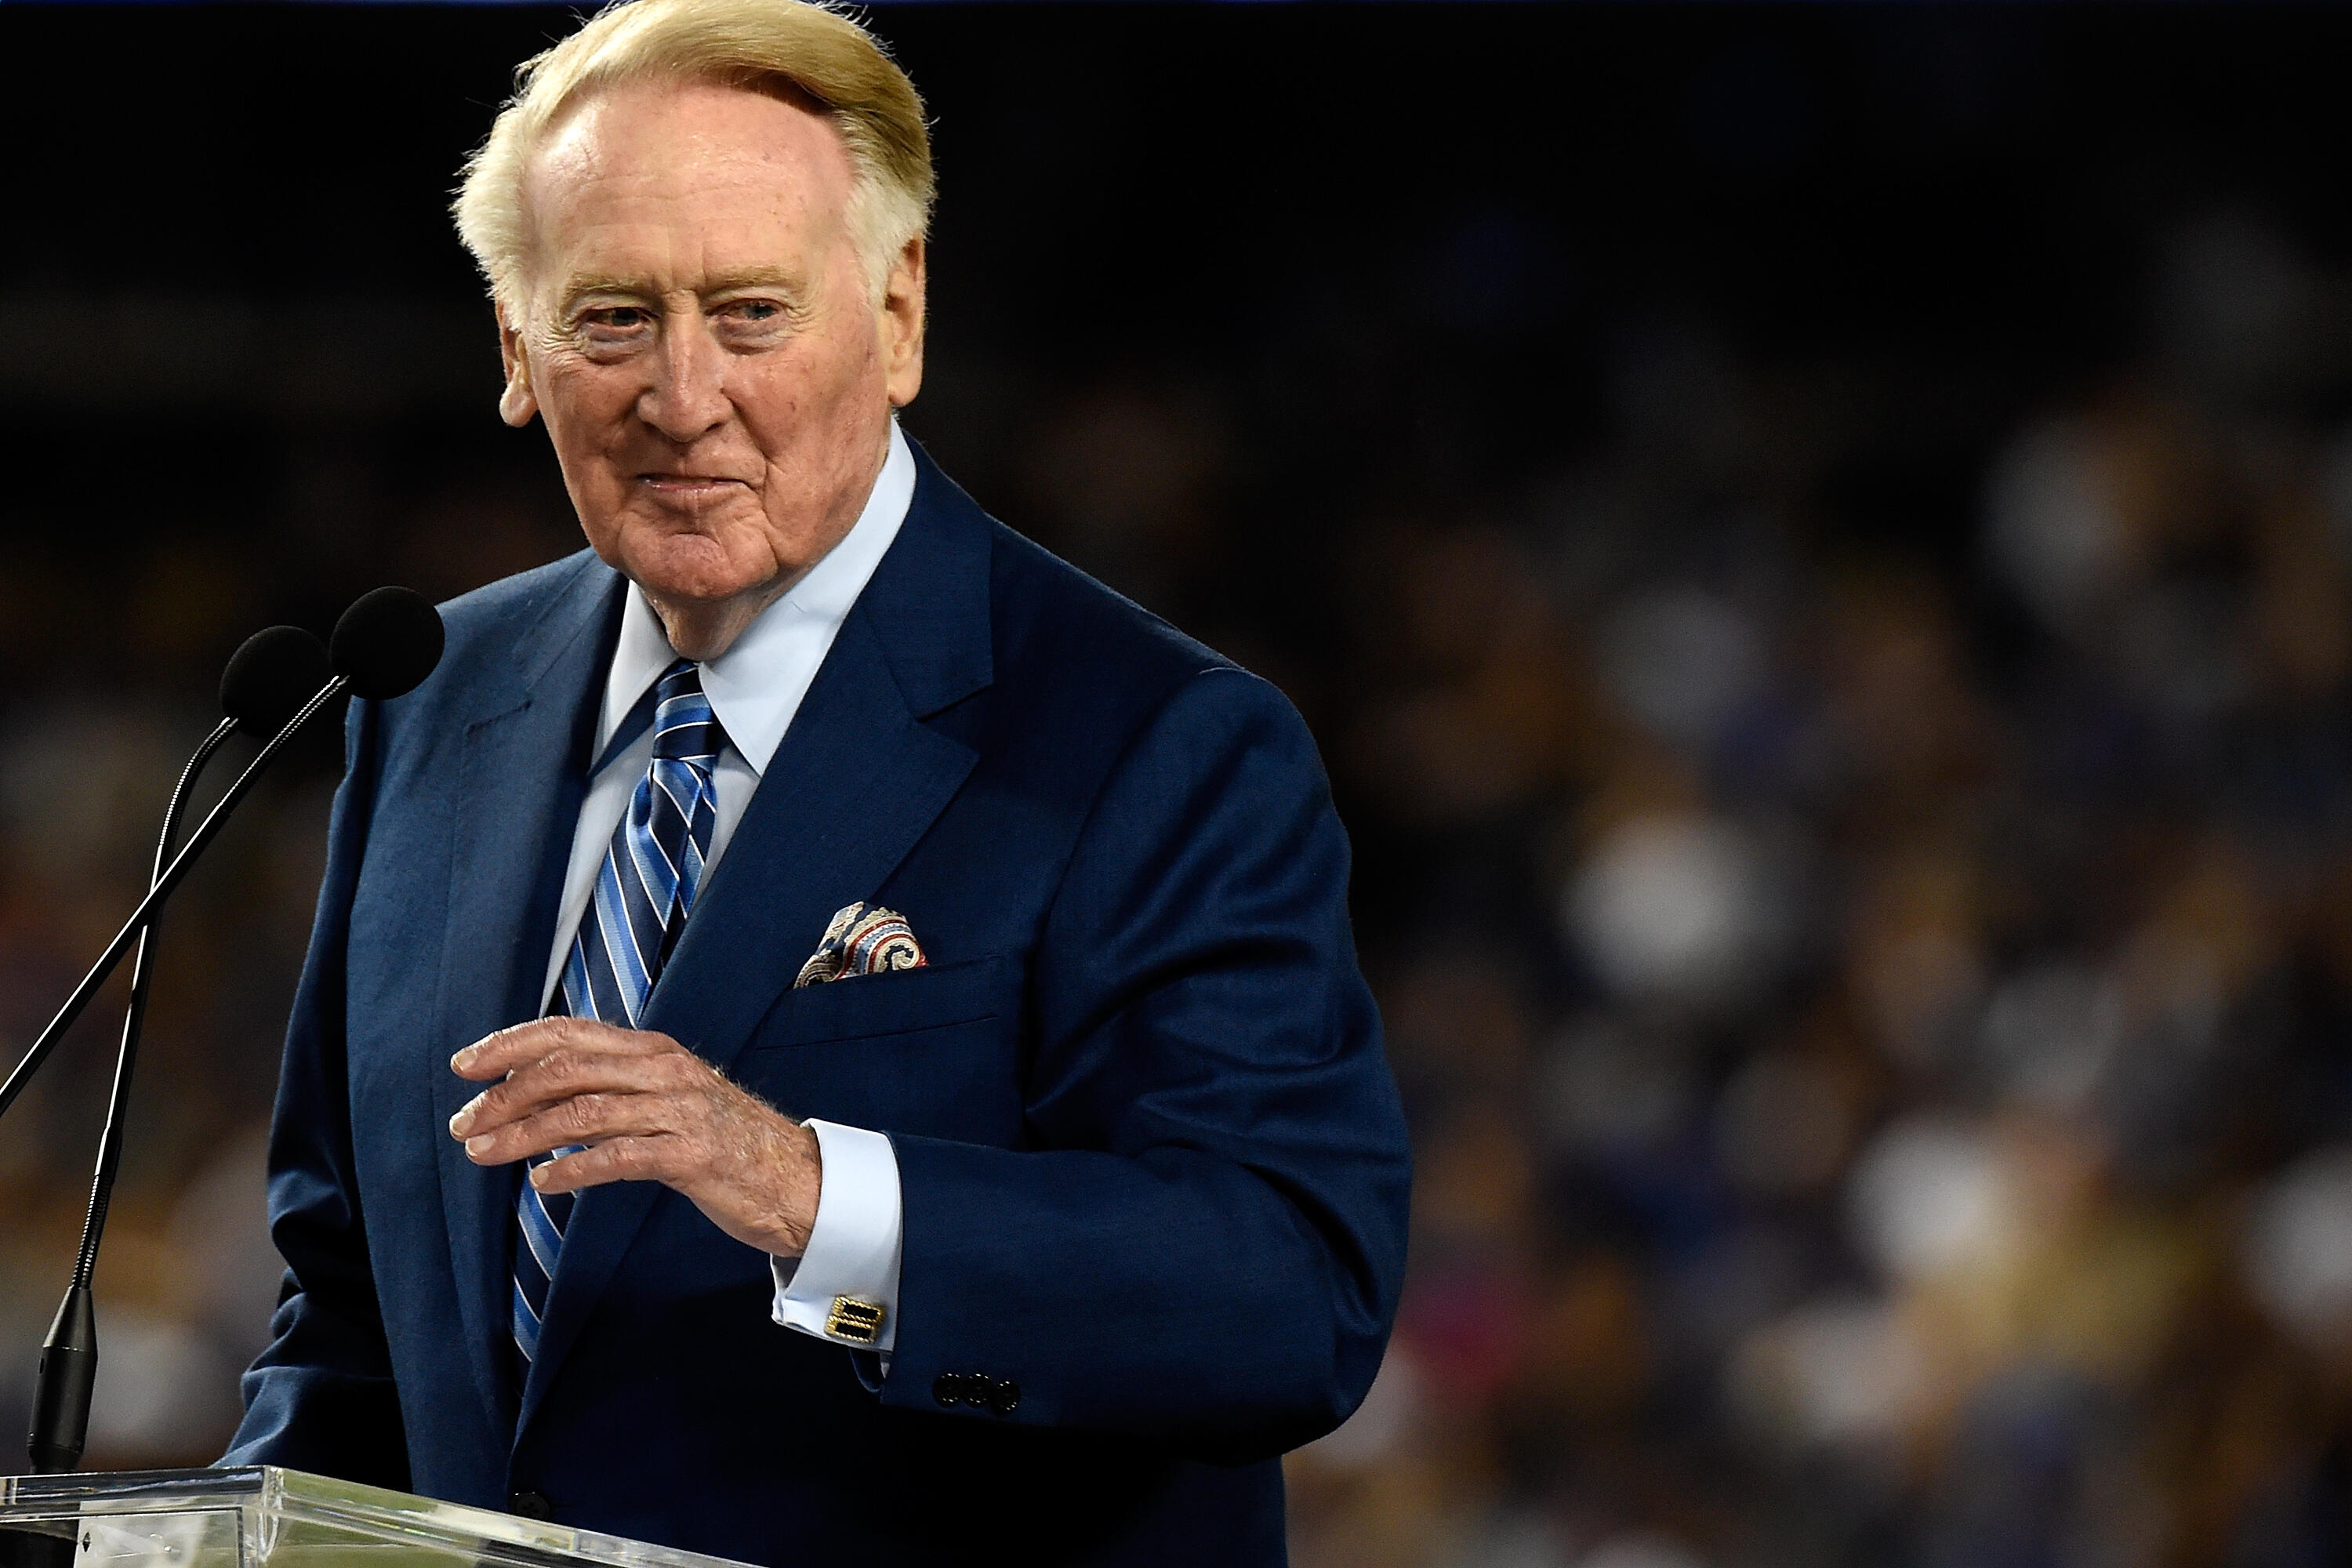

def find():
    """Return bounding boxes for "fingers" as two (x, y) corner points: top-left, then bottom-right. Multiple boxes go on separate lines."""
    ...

(441, 1020), (819, 1253)
(451, 1042), (702, 1142)
(453, 1063), (822, 1256)
(445, 1022), (747, 1185)
(525, 1134), (690, 1195)
(524, 1112), (818, 1258)
(450, 1016), (671, 1081)
(458, 1090), (681, 1167)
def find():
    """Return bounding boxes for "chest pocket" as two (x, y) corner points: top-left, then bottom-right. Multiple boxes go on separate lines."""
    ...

(731, 954), (1028, 1146)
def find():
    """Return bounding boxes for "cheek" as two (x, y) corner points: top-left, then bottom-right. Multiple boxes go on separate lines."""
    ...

(745, 338), (884, 456)
(531, 368), (643, 548)
(539, 354), (621, 423)
(537, 364), (633, 454)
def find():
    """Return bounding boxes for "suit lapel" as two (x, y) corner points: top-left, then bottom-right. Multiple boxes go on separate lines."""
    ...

(426, 554), (622, 1442)
(521, 441), (995, 1428)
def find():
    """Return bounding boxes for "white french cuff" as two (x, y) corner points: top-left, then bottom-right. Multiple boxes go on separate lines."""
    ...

(770, 1119), (902, 1359)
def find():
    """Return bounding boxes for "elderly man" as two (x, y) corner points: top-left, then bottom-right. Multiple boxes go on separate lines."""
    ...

(222, 0), (1410, 1562)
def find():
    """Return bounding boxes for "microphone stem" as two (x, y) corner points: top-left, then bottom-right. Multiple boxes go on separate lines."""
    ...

(71, 715), (236, 1291)
(0, 676), (350, 1126)
(27, 715), (234, 1475)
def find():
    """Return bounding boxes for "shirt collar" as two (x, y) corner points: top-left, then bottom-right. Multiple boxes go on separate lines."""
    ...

(597, 419), (918, 776)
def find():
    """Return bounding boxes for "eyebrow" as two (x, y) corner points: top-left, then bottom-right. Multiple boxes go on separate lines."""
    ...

(555, 268), (804, 309)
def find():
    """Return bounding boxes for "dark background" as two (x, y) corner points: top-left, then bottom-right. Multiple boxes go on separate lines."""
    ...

(9, 5), (2352, 1564)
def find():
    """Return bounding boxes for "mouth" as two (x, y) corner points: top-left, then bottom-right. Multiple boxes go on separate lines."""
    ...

(637, 473), (750, 496)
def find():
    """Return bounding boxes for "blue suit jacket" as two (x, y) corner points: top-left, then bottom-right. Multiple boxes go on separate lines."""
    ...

(223, 446), (1411, 1566)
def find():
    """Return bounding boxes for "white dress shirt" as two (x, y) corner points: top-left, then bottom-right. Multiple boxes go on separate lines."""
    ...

(539, 420), (914, 1357)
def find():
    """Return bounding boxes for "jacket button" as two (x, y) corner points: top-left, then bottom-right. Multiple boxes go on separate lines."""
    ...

(931, 1373), (965, 1407)
(509, 1491), (555, 1520)
(989, 1379), (1021, 1415)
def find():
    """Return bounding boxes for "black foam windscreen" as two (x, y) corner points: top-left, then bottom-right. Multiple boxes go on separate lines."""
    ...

(219, 626), (333, 739)
(330, 586), (446, 701)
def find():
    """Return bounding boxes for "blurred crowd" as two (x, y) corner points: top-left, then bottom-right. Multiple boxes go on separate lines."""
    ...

(5, 7), (2352, 1568)
(1261, 207), (2352, 1566)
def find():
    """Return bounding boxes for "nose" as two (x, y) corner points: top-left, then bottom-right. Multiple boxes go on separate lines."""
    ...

(636, 305), (731, 443)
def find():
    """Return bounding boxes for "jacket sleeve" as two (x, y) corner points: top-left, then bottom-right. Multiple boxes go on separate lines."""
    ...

(219, 698), (411, 1488)
(880, 667), (1411, 1461)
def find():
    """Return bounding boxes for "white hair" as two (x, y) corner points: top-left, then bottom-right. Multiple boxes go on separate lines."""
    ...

(452, 0), (934, 314)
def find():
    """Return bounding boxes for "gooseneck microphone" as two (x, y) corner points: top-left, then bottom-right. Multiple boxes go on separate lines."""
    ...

(24, 626), (332, 1475)
(224, 626), (343, 741)
(5, 588), (442, 1472)
(331, 585), (447, 705)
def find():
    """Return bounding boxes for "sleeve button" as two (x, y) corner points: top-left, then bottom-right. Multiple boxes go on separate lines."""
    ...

(931, 1373), (964, 1407)
(989, 1379), (1021, 1415)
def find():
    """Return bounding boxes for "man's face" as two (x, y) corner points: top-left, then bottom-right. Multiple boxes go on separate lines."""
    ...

(497, 79), (924, 652)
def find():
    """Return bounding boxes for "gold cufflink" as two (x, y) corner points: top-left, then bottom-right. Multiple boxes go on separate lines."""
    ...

(826, 1296), (886, 1345)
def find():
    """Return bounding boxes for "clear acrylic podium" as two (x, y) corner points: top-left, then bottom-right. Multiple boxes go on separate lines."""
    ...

(0, 1468), (757, 1568)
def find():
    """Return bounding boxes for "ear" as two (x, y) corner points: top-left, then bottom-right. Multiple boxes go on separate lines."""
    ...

(496, 299), (539, 427)
(881, 234), (927, 408)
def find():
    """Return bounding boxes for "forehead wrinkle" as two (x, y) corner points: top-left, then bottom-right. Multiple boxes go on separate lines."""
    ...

(518, 80), (862, 317)
(531, 82), (850, 222)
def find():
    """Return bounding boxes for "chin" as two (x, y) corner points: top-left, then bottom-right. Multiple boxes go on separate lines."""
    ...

(632, 565), (775, 608)
(611, 527), (770, 603)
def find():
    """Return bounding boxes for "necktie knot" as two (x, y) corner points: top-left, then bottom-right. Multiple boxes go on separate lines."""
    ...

(652, 660), (726, 765)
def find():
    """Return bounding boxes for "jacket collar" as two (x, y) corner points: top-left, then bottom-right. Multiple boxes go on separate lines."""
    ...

(427, 549), (624, 1446)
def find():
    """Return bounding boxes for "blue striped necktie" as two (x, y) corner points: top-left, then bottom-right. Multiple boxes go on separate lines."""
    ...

(512, 659), (726, 1369)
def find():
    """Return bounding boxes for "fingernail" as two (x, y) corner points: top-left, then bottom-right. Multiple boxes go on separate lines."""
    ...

(465, 1134), (494, 1157)
(450, 1046), (475, 1070)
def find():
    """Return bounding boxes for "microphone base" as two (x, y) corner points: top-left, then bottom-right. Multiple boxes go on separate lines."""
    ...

(26, 1286), (96, 1475)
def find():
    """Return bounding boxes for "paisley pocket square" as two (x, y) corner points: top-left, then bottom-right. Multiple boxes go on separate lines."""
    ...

(794, 902), (927, 989)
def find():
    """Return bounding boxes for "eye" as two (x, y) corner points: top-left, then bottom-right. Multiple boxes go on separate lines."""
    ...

(719, 299), (786, 325)
(587, 307), (653, 330)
